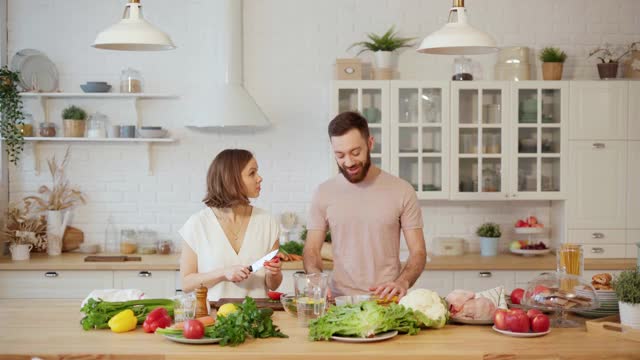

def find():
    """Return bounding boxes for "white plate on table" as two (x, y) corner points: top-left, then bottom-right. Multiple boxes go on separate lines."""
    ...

(451, 318), (494, 325)
(510, 248), (552, 256)
(331, 330), (398, 343)
(492, 326), (550, 338)
(163, 334), (222, 344)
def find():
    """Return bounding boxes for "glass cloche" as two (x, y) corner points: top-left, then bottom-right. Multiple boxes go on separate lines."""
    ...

(522, 272), (599, 328)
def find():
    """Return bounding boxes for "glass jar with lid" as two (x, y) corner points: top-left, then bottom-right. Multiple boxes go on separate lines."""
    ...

(452, 56), (473, 80)
(120, 68), (143, 93)
(39, 122), (56, 137)
(119, 229), (138, 254)
(87, 112), (107, 138)
(18, 113), (34, 136)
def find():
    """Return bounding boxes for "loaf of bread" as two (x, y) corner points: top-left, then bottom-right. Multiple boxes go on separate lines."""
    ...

(591, 273), (612, 285)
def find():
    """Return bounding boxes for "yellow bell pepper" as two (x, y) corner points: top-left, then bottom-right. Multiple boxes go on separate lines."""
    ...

(108, 309), (138, 333)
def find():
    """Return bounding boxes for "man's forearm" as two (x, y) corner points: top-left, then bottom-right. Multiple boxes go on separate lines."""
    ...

(396, 250), (426, 288)
(303, 249), (324, 274)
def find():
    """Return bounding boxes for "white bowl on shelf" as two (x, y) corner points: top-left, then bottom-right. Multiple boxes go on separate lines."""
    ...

(137, 128), (168, 138)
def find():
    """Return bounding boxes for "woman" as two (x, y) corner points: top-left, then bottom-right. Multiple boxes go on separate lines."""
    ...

(179, 149), (282, 300)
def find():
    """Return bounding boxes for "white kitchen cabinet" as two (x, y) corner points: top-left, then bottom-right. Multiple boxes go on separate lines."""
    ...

(333, 81), (390, 171)
(450, 82), (511, 200)
(0, 270), (113, 299)
(113, 270), (177, 298)
(580, 244), (627, 259)
(453, 271), (515, 293)
(569, 81), (628, 140)
(568, 141), (627, 229)
(568, 229), (627, 245)
(630, 82), (640, 140)
(628, 142), (640, 228)
(509, 82), (568, 200)
(412, 271), (454, 296)
(390, 81), (450, 199)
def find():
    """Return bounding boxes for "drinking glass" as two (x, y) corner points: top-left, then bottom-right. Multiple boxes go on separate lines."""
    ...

(174, 292), (197, 323)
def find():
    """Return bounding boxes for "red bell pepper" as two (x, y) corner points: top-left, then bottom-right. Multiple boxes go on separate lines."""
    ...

(143, 307), (172, 333)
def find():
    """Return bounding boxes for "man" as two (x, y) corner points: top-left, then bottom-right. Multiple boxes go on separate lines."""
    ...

(303, 111), (426, 300)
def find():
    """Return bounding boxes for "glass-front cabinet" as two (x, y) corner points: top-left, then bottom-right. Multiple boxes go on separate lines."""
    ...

(510, 82), (567, 199)
(451, 82), (510, 200)
(391, 82), (450, 199)
(333, 81), (390, 171)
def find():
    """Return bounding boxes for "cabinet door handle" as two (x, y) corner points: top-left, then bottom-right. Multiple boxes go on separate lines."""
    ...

(138, 271), (152, 277)
(591, 247), (605, 254)
(479, 272), (492, 278)
(592, 143), (605, 149)
(44, 271), (59, 278)
(591, 232), (605, 239)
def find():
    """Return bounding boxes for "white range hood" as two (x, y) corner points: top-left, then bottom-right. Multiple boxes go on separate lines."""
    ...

(188, 0), (269, 128)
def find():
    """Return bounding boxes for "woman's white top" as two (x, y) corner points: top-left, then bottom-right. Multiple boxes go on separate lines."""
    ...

(179, 207), (279, 301)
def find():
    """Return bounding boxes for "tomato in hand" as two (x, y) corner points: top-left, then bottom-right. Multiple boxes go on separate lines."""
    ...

(183, 319), (205, 339)
(267, 291), (284, 301)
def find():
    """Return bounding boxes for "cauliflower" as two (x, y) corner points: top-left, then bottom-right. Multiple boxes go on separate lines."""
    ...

(399, 288), (448, 329)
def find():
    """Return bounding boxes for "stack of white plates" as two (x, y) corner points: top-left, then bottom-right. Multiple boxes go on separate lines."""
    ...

(573, 288), (618, 318)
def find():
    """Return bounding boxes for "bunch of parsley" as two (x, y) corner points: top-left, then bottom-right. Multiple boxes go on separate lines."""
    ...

(205, 297), (288, 346)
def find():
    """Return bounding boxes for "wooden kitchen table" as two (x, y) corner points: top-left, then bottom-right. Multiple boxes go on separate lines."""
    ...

(0, 300), (637, 360)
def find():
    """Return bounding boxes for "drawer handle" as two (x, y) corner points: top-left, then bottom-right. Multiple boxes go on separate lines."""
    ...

(592, 232), (604, 239)
(592, 143), (605, 149)
(479, 272), (492, 278)
(591, 247), (605, 254)
(138, 271), (152, 277)
(44, 271), (58, 278)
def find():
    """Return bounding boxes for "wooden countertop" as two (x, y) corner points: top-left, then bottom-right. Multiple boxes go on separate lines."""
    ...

(0, 252), (635, 271)
(0, 300), (637, 360)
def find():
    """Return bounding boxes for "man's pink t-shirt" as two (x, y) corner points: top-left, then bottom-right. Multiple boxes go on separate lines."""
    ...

(307, 169), (423, 296)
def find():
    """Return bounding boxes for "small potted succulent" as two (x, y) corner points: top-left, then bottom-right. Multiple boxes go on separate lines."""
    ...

(476, 223), (501, 257)
(62, 105), (87, 137)
(613, 268), (640, 329)
(348, 26), (415, 71)
(539, 47), (567, 80)
(588, 43), (639, 79)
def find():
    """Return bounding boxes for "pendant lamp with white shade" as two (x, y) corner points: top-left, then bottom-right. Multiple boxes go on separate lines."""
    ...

(417, 0), (496, 55)
(92, 0), (175, 51)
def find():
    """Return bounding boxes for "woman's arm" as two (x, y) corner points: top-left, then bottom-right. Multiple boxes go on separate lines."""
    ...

(180, 240), (250, 293)
(264, 240), (283, 291)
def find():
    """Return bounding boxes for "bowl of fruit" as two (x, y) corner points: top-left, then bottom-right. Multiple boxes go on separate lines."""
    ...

(492, 307), (551, 337)
(509, 241), (551, 256)
(510, 216), (551, 256)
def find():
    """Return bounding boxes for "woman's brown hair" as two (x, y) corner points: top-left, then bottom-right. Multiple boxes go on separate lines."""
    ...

(203, 149), (254, 208)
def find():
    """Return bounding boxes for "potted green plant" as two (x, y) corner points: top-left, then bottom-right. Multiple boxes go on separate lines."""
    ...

(62, 105), (87, 137)
(348, 26), (415, 71)
(613, 268), (640, 329)
(588, 43), (639, 79)
(0, 66), (26, 164)
(476, 223), (501, 257)
(539, 47), (567, 80)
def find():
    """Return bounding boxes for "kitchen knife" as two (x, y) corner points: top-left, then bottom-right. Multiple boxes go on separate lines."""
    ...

(248, 249), (279, 273)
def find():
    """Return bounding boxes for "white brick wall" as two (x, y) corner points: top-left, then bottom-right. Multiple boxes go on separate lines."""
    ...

(5, 0), (638, 251)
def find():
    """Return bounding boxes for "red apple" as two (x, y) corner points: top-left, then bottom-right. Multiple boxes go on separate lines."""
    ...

(515, 220), (527, 228)
(533, 285), (550, 295)
(506, 312), (530, 333)
(494, 309), (508, 330)
(510, 288), (525, 305)
(531, 314), (550, 333)
(526, 309), (543, 321)
(527, 216), (538, 226)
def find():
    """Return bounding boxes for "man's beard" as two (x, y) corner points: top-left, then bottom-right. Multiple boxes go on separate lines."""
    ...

(338, 151), (372, 183)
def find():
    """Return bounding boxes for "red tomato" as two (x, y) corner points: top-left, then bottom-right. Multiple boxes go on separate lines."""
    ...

(267, 291), (284, 301)
(183, 319), (205, 339)
(510, 288), (525, 305)
(531, 314), (550, 333)
(493, 309), (508, 330)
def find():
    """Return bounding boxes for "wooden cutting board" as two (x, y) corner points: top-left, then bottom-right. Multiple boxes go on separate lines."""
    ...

(210, 298), (284, 311)
(84, 256), (142, 262)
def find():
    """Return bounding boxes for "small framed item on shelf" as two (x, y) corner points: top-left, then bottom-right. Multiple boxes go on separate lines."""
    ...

(335, 58), (362, 80)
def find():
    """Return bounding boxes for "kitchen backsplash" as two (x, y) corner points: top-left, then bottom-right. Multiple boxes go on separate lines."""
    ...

(5, 0), (636, 251)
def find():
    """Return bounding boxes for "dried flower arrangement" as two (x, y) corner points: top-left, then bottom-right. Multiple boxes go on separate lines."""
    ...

(23, 147), (86, 212)
(2, 200), (47, 251)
